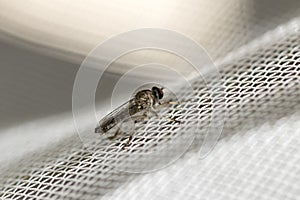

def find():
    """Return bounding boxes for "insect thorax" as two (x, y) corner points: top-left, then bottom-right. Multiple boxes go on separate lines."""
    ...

(133, 90), (155, 108)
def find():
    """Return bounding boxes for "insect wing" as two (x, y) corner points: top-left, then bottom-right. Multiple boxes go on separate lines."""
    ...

(95, 99), (133, 134)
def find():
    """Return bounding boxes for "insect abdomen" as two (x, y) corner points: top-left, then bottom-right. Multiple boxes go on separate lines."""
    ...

(95, 117), (116, 133)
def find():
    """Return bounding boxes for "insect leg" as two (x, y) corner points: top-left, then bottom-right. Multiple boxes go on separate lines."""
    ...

(107, 127), (121, 140)
(152, 100), (180, 111)
(119, 113), (148, 148)
(122, 135), (133, 149)
(148, 109), (158, 118)
(131, 113), (148, 123)
(166, 116), (181, 124)
(157, 101), (181, 123)
(126, 135), (133, 145)
(158, 100), (180, 107)
(150, 109), (181, 124)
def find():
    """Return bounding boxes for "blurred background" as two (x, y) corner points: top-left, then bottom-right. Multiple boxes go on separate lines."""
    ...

(1, 0), (300, 129)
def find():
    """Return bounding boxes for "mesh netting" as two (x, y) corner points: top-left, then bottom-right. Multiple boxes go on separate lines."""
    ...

(107, 112), (300, 199)
(1, 8), (300, 200)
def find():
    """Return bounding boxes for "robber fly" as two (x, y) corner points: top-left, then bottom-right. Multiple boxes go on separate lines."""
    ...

(95, 86), (179, 144)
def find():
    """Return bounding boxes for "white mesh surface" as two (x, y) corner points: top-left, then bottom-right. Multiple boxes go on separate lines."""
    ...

(107, 113), (300, 200)
(1, 8), (300, 200)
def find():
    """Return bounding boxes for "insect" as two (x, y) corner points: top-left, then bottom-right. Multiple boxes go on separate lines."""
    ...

(95, 86), (180, 146)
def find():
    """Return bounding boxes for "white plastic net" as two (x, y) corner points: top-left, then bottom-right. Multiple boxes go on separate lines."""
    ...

(1, 2), (300, 200)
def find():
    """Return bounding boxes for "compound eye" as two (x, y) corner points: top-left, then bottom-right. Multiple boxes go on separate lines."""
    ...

(152, 86), (164, 99)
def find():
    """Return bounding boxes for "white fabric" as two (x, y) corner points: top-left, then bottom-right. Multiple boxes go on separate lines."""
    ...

(105, 113), (300, 199)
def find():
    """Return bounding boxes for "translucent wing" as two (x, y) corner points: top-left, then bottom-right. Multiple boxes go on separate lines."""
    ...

(95, 99), (134, 134)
